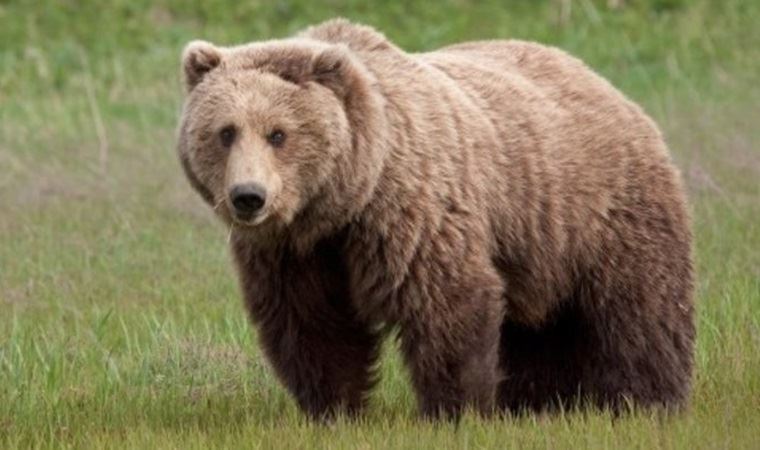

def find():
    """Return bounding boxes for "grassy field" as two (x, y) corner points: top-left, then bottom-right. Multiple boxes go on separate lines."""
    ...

(1, 0), (759, 448)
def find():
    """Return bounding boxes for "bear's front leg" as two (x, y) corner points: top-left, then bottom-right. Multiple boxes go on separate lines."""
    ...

(254, 301), (380, 420)
(397, 245), (505, 421)
(232, 239), (381, 420)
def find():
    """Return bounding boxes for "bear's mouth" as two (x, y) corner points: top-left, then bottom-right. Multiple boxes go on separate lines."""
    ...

(232, 210), (270, 228)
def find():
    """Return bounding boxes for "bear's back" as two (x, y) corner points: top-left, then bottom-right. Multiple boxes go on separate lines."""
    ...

(418, 38), (678, 224)
(305, 20), (688, 310)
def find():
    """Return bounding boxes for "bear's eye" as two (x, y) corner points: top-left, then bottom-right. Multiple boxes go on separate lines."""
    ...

(219, 125), (237, 148)
(267, 129), (286, 147)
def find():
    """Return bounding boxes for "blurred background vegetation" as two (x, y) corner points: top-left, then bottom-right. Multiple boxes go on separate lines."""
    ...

(2, 0), (758, 94)
(0, 0), (758, 448)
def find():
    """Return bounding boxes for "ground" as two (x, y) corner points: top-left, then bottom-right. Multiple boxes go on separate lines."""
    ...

(0, 0), (759, 448)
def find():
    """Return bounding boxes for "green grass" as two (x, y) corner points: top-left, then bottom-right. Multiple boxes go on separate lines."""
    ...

(1, 0), (759, 448)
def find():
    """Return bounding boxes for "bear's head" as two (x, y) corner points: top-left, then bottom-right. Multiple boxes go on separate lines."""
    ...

(177, 38), (388, 249)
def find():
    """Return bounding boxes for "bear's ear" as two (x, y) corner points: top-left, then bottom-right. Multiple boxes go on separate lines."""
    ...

(308, 45), (362, 100)
(182, 40), (222, 91)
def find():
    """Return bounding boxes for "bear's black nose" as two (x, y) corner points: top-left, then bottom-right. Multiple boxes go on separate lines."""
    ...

(230, 183), (267, 218)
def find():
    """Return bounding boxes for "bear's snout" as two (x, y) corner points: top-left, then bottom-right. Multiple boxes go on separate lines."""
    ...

(229, 183), (267, 220)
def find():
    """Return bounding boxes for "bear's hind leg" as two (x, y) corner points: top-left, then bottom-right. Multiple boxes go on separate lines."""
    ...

(498, 206), (695, 413)
(499, 275), (694, 414)
(498, 300), (592, 413)
(576, 202), (695, 412)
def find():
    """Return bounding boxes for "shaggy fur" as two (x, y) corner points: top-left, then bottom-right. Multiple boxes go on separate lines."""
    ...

(176, 19), (695, 420)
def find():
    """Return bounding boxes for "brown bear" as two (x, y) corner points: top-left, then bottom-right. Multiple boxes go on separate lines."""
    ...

(176, 19), (695, 420)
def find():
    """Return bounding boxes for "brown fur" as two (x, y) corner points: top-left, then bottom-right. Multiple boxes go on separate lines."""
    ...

(176, 18), (695, 420)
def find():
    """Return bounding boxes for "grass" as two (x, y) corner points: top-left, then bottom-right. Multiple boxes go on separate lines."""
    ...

(1, 0), (759, 448)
